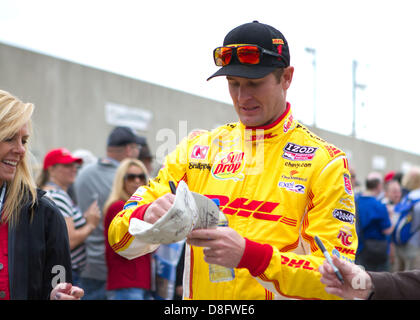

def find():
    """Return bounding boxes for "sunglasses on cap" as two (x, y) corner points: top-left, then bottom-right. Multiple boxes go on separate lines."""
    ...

(124, 173), (147, 182)
(213, 44), (282, 67)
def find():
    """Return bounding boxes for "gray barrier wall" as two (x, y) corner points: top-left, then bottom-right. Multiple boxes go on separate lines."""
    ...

(0, 42), (237, 174)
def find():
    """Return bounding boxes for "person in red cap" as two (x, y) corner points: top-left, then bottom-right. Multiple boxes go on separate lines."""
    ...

(37, 148), (100, 287)
(42, 148), (83, 171)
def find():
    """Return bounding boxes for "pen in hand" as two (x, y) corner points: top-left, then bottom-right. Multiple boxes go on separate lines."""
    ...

(169, 181), (177, 195)
(314, 236), (345, 284)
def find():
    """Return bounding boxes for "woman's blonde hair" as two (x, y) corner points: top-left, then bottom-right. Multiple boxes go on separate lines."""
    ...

(0, 90), (37, 225)
(402, 166), (420, 191)
(103, 158), (149, 214)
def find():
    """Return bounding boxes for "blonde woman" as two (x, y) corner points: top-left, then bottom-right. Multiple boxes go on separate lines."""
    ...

(0, 90), (83, 300)
(103, 158), (152, 300)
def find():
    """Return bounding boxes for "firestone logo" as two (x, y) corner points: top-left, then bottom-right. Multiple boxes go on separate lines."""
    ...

(211, 151), (245, 181)
(332, 208), (355, 224)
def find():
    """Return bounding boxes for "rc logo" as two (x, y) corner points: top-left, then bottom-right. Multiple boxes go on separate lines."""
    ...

(337, 227), (353, 246)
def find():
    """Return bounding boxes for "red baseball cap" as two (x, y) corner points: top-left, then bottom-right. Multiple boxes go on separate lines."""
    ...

(384, 170), (395, 182)
(43, 148), (83, 170)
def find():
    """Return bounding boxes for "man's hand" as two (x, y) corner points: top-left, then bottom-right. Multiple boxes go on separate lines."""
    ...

(143, 193), (175, 224)
(186, 227), (245, 268)
(319, 255), (373, 300)
(50, 282), (84, 300)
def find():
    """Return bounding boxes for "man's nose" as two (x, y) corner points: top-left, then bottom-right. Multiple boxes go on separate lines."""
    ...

(237, 85), (252, 105)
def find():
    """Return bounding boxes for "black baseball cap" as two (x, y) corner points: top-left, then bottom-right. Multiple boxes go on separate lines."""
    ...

(207, 21), (290, 80)
(107, 126), (143, 147)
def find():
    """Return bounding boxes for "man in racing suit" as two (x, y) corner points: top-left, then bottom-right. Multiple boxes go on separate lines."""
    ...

(108, 21), (357, 300)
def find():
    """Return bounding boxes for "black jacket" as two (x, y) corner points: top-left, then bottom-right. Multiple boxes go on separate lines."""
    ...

(8, 189), (72, 299)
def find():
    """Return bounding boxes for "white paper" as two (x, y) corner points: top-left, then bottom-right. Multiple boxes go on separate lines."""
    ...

(128, 180), (220, 244)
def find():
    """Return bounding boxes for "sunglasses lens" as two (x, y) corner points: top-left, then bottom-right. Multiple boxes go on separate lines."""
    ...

(237, 46), (260, 65)
(126, 173), (146, 182)
(214, 47), (232, 66)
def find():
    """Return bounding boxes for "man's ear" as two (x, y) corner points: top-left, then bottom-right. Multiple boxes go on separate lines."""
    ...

(282, 66), (294, 90)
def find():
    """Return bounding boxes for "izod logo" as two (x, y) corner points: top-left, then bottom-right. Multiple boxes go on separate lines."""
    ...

(211, 151), (245, 181)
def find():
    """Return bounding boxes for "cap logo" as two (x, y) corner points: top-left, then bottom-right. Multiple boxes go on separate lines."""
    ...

(272, 39), (284, 45)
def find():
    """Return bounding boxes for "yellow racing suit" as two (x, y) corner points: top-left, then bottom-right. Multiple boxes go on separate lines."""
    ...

(108, 103), (358, 300)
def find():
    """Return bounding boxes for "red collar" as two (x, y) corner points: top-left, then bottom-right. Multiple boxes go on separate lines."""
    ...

(244, 102), (291, 130)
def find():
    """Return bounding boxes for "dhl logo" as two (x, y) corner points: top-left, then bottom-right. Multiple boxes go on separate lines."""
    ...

(325, 145), (342, 158)
(334, 246), (356, 256)
(281, 256), (314, 270)
(205, 195), (297, 227)
(273, 39), (285, 45)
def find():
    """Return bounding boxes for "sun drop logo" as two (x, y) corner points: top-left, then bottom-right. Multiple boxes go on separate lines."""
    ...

(211, 150), (245, 181)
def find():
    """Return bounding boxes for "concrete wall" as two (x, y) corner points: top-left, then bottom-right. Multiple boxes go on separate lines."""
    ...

(1, 42), (419, 185)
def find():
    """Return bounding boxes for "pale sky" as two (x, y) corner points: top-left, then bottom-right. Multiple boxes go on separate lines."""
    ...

(1, 0), (420, 155)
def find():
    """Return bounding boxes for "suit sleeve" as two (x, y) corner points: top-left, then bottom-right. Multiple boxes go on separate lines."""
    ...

(237, 155), (358, 300)
(42, 198), (73, 298)
(107, 137), (189, 259)
(369, 270), (420, 299)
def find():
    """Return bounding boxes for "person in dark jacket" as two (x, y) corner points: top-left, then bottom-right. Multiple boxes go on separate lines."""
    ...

(319, 254), (420, 300)
(0, 89), (83, 300)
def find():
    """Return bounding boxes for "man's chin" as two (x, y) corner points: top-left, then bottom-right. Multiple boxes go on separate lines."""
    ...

(239, 115), (259, 127)
(240, 118), (267, 128)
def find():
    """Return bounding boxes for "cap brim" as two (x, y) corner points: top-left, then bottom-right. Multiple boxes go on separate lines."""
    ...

(133, 136), (146, 146)
(207, 64), (277, 81)
(60, 157), (83, 165)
